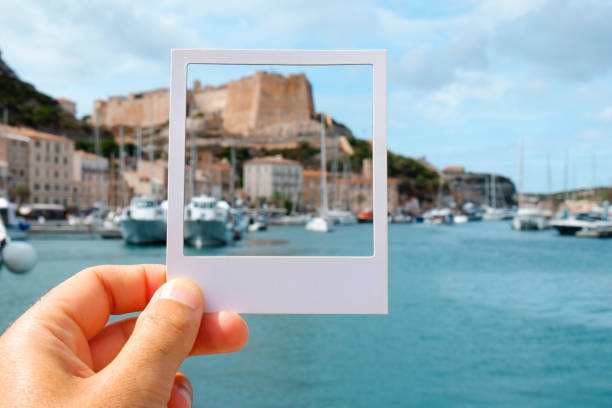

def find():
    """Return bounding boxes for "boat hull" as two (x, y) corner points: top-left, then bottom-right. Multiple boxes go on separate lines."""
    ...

(120, 219), (167, 245)
(184, 220), (230, 248)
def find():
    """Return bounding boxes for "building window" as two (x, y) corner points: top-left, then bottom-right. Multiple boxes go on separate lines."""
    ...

(34, 197), (39, 203)
(44, 184), (50, 191)
(54, 198), (60, 204)
(55, 184), (60, 191)
(36, 154), (41, 162)
(54, 157), (58, 164)
(63, 157), (68, 165)
(64, 171), (68, 179)
(11, 140), (16, 146)
(34, 184), (40, 191)
(63, 198), (68, 206)
(55, 143), (60, 153)
(35, 141), (41, 148)
(46, 142), (50, 152)
(54, 171), (59, 178)
(64, 185), (69, 192)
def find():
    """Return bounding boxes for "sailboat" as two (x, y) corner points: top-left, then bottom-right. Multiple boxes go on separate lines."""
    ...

(512, 140), (548, 231)
(306, 114), (334, 232)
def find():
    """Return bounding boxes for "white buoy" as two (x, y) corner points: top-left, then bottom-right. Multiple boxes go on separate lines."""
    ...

(2, 241), (37, 274)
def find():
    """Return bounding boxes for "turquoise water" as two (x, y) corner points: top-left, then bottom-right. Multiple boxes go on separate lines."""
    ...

(2, 222), (612, 407)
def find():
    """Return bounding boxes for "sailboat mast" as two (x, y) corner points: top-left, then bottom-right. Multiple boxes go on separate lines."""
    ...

(229, 143), (236, 206)
(119, 126), (126, 208)
(518, 139), (523, 208)
(189, 111), (197, 199)
(320, 114), (328, 216)
(149, 100), (155, 200)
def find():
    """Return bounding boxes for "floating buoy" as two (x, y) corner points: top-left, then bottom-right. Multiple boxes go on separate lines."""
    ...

(2, 241), (37, 274)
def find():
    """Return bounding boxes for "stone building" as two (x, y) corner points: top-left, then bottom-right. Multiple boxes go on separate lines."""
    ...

(72, 150), (108, 209)
(302, 170), (399, 214)
(3, 130), (29, 203)
(243, 155), (302, 204)
(56, 98), (76, 117)
(124, 159), (168, 202)
(3, 126), (75, 206)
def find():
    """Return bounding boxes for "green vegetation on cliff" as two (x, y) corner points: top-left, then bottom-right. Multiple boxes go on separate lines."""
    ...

(0, 51), (89, 136)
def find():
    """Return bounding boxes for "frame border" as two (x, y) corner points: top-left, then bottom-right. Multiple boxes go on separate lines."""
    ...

(167, 49), (387, 314)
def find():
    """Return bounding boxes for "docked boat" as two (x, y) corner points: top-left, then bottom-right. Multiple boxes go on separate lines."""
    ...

(549, 214), (612, 236)
(0, 198), (30, 240)
(184, 195), (231, 248)
(512, 207), (548, 231)
(454, 214), (469, 224)
(328, 209), (357, 225)
(305, 113), (334, 233)
(423, 208), (453, 225)
(357, 210), (374, 224)
(119, 197), (167, 245)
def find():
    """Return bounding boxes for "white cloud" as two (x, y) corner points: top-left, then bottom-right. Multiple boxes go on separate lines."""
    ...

(595, 106), (612, 122)
(416, 72), (513, 119)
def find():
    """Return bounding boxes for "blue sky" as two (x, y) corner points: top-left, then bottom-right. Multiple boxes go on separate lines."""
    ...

(1, 0), (611, 192)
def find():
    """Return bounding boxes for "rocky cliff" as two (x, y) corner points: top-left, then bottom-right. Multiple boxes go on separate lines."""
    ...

(444, 171), (516, 207)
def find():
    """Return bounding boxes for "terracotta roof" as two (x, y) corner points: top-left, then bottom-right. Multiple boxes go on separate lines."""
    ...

(245, 156), (301, 166)
(4, 125), (72, 143)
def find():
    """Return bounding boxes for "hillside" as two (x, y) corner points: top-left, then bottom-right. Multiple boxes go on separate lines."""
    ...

(0, 50), (90, 137)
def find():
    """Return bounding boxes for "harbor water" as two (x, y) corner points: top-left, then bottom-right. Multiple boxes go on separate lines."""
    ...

(1, 222), (612, 407)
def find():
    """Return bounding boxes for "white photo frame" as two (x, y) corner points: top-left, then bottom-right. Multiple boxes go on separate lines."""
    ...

(167, 49), (387, 314)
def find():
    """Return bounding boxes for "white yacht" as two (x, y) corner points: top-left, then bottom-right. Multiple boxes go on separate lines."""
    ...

(512, 207), (548, 231)
(184, 195), (231, 248)
(549, 215), (611, 236)
(423, 208), (454, 225)
(0, 198), (29, 240)
(119, 197), (167, 245)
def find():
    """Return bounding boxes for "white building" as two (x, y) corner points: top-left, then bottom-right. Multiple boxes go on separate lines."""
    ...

(243, 155), (302, 203)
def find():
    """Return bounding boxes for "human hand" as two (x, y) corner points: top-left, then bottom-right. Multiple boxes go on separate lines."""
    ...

(0, 264), (248, 408)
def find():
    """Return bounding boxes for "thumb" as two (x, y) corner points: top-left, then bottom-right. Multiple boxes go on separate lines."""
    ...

(101, 278), (204, 405)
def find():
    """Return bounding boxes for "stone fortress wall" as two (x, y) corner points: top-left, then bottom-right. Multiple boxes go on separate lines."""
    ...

(91, 71), (316, 139)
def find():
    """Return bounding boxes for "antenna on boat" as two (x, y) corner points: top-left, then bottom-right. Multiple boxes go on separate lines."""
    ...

(547, 154), (552, 211)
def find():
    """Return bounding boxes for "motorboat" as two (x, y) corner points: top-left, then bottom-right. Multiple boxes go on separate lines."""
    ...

(423, 208), (453, 225)
(184, 195), (231, 248)
(305, 215), (334, 232)
(454, 214), (469, 224)
(511, 207), (548, 231)
(119, 197), (167, 245)
(549, 214), (612, 236)
(0, 198), (29, 240)
(357, 210), (373, 224)
(327, 209), (357, 225)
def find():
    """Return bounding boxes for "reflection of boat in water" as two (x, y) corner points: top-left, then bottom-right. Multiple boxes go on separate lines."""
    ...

(120, 197), (167, 245)
(0, 198), (30, 240)
(184, 195), (231, 248)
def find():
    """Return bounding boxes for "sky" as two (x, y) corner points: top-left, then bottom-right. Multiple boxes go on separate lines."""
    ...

(1, 0), (611, 193)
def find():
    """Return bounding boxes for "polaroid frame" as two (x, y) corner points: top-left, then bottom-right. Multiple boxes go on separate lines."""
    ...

(167, 49), (387, 314)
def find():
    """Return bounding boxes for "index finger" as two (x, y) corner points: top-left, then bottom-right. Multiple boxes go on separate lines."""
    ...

(34, 264), (166, 340)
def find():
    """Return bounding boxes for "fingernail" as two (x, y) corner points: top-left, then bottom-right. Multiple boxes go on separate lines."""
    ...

(174, 382), (193, 407)
(158, 278), (202, 311)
